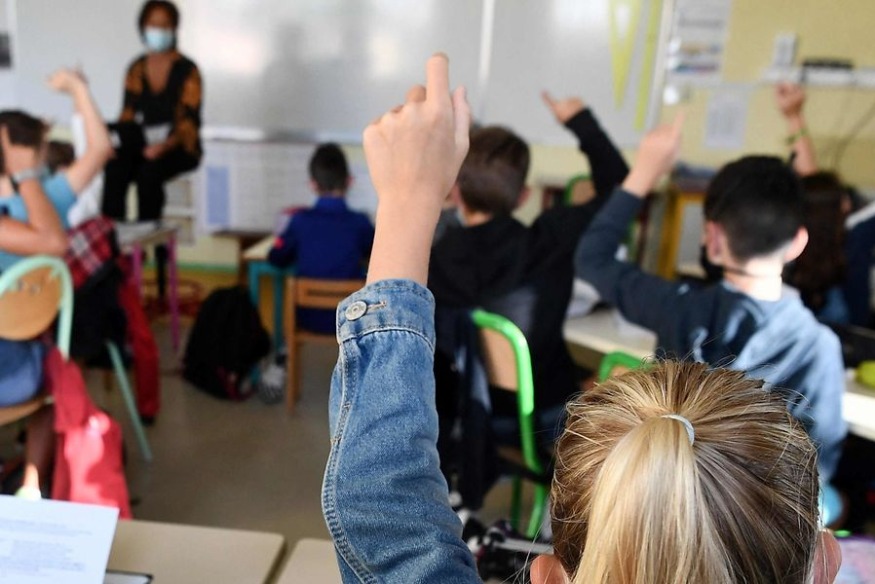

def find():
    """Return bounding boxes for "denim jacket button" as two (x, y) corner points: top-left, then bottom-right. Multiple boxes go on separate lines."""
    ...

(345, 301), (368, 321)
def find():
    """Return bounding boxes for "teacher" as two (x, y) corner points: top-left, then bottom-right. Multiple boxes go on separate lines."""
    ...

(102, 0), (202, 293)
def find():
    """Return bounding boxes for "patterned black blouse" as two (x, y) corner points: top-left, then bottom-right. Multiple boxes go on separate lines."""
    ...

(120, 52), (203, 157)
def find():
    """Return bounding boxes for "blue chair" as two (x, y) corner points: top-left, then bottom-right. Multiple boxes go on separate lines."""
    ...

(0, 256), (152, 462)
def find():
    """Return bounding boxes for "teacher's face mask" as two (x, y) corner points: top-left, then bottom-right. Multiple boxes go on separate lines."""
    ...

(144, 27), (175, 53)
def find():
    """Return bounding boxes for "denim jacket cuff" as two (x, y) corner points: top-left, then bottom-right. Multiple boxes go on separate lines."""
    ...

(336, 279), (436, 347)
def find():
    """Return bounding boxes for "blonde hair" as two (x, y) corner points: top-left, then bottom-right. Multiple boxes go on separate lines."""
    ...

(551, 361), (819, 583)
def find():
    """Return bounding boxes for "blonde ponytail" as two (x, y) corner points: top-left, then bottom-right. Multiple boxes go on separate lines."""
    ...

(552, 362), (819, 584)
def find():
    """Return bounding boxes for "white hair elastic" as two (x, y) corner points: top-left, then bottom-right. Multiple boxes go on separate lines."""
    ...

(661, 414), (695, 445)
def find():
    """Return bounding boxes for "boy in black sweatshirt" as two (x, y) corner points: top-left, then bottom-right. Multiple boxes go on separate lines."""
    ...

(429, 94), (629, 430)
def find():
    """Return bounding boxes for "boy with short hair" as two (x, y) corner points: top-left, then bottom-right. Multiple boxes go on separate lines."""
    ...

(429, 96), (629, 424)
(576, 119), (846, 480)
(268, 143), (374, 334)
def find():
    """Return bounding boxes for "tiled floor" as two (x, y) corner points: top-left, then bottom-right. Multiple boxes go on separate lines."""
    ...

(72, 270), (520, 554)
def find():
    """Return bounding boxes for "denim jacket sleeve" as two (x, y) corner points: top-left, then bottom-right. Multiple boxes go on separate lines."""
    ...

(322, 279), (481, 583)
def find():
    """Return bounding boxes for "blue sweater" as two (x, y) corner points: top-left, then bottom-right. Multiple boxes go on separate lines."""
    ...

(268, 196), (374, 333)
(576, 189), (847, 481)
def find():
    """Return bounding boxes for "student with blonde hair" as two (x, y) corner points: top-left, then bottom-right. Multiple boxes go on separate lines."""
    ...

(321, 55), (841, 583)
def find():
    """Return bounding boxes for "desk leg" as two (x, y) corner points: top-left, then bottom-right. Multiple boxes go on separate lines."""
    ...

(167, 234), (181, 352)
(131, 244), (143, 301)
(247, 262), (263, 385)
(272, 272), (284, 351)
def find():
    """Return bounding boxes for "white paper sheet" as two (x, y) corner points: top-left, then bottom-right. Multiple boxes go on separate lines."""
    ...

(704, 89), (750, 149)
(0, 495), (119, 584)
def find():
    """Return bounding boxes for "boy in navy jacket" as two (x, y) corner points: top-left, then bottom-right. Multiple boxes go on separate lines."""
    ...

(576, 118), (846, 481)
(269, 143), (374, 333)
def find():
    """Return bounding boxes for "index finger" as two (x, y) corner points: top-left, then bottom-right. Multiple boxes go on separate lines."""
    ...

(425, 53), (450, 105)
(541, 91), (556, 108)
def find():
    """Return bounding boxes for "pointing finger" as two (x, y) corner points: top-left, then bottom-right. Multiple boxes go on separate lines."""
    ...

(425, 53), (450, 106)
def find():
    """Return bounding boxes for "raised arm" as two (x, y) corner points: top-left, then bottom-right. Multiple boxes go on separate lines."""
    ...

(775, 83), (817, 177)
(0, 128), (67, 256)
(323, 54), (481, 583)
(47, 69), (113, 194)
(575, 115), (687, 332)
(542, 92), (629, 199)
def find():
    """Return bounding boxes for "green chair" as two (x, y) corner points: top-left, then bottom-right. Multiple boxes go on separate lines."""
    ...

(0, 256), (152, 462)
(471, 309), (550, 539)
(563, 173), (593, 206)
(598, 351), (646, 381)
(0, 256), (73, 424)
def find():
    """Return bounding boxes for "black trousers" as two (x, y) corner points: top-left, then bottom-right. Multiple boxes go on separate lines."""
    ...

(102, 122), (200, 221)
(102, 122), (200, 297)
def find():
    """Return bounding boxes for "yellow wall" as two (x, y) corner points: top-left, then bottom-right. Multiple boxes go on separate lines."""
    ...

(182, 0), (875, 266)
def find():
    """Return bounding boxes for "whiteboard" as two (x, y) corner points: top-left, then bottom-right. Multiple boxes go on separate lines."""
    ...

(11, 0), (143, 123)
(9, 0), (671, 147)
(180, 0), (485, 141)
(485, 0), (671, 147)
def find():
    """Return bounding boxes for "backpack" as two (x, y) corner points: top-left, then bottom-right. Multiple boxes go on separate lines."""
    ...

(183, 286), (271, 400)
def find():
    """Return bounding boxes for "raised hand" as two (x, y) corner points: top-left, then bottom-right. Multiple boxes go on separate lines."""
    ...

(363, 53), (471, 285)
(622, 113), (685, 197)
(46, 68), (87, 94)
(541, 91), (587, 124)
(364, 54), (470, 213)
(775, 83), (805, 120)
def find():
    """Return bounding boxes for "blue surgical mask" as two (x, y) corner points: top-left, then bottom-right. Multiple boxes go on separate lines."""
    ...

(143, 27), (175, 53)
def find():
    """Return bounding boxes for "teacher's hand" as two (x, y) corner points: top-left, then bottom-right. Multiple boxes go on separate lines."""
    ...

(143, 143), (168, 160)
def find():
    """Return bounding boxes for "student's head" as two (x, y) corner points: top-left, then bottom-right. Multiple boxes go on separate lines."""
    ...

(0, 110), (49, 174)
(531, 361), (838, 584)
(46, 140), (75, 175)
(455, 126), (530, 216)
(787, 174), (847, 312)
(703, 156), (807, 269)
(138, 0), (180, 53)
(309, 143), (350, 196)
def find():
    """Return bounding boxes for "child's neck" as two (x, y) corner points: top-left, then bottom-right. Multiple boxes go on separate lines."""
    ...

(460, 206), (494, 227)
(721, 257), (785, 301)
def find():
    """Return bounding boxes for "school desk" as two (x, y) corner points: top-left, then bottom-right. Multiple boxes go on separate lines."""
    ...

(107, 519), (286, 584)
(213, 228), (272, 284)
(563, 308), (656, 370)
(275, 538), (341, 584)
(244, 235), (295, 351)
(116, 222), (181, 352)
(564, 309), (875, 442)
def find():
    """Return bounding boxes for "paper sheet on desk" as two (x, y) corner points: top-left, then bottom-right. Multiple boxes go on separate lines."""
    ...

(0, 495), (118, 584)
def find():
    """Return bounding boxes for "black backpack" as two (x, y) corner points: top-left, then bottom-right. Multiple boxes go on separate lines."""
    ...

(183, 286), (271, 400)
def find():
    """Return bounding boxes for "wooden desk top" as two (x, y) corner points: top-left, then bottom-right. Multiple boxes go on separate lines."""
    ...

(243, 236), (276, 262)
(107, 520), (286, 584)
(116, 222), (179, 249)
(275, 539), (341, 584)
(563, 309), (656, 360)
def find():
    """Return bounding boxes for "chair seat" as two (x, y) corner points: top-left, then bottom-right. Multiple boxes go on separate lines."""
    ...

(294, 331), (337, 344)
(0, 394), (52, 426)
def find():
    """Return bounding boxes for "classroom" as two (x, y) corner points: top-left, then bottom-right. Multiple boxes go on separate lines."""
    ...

(0, 0), (874, 582)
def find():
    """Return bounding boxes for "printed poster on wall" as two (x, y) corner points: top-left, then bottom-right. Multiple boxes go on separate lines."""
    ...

(665, 0), (732, 86)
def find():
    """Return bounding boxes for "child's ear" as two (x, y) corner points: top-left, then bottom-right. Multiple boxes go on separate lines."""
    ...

(530, 555), (570, 584)
(783, 226), (809, 263)
(704, 221), (725, 265)
(813, 530), (842, 583)
(446, 183), (462, 208)
(346, 176), (354, 190)
(516, 186), (532, 210)
(309, 180), (320, 193)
